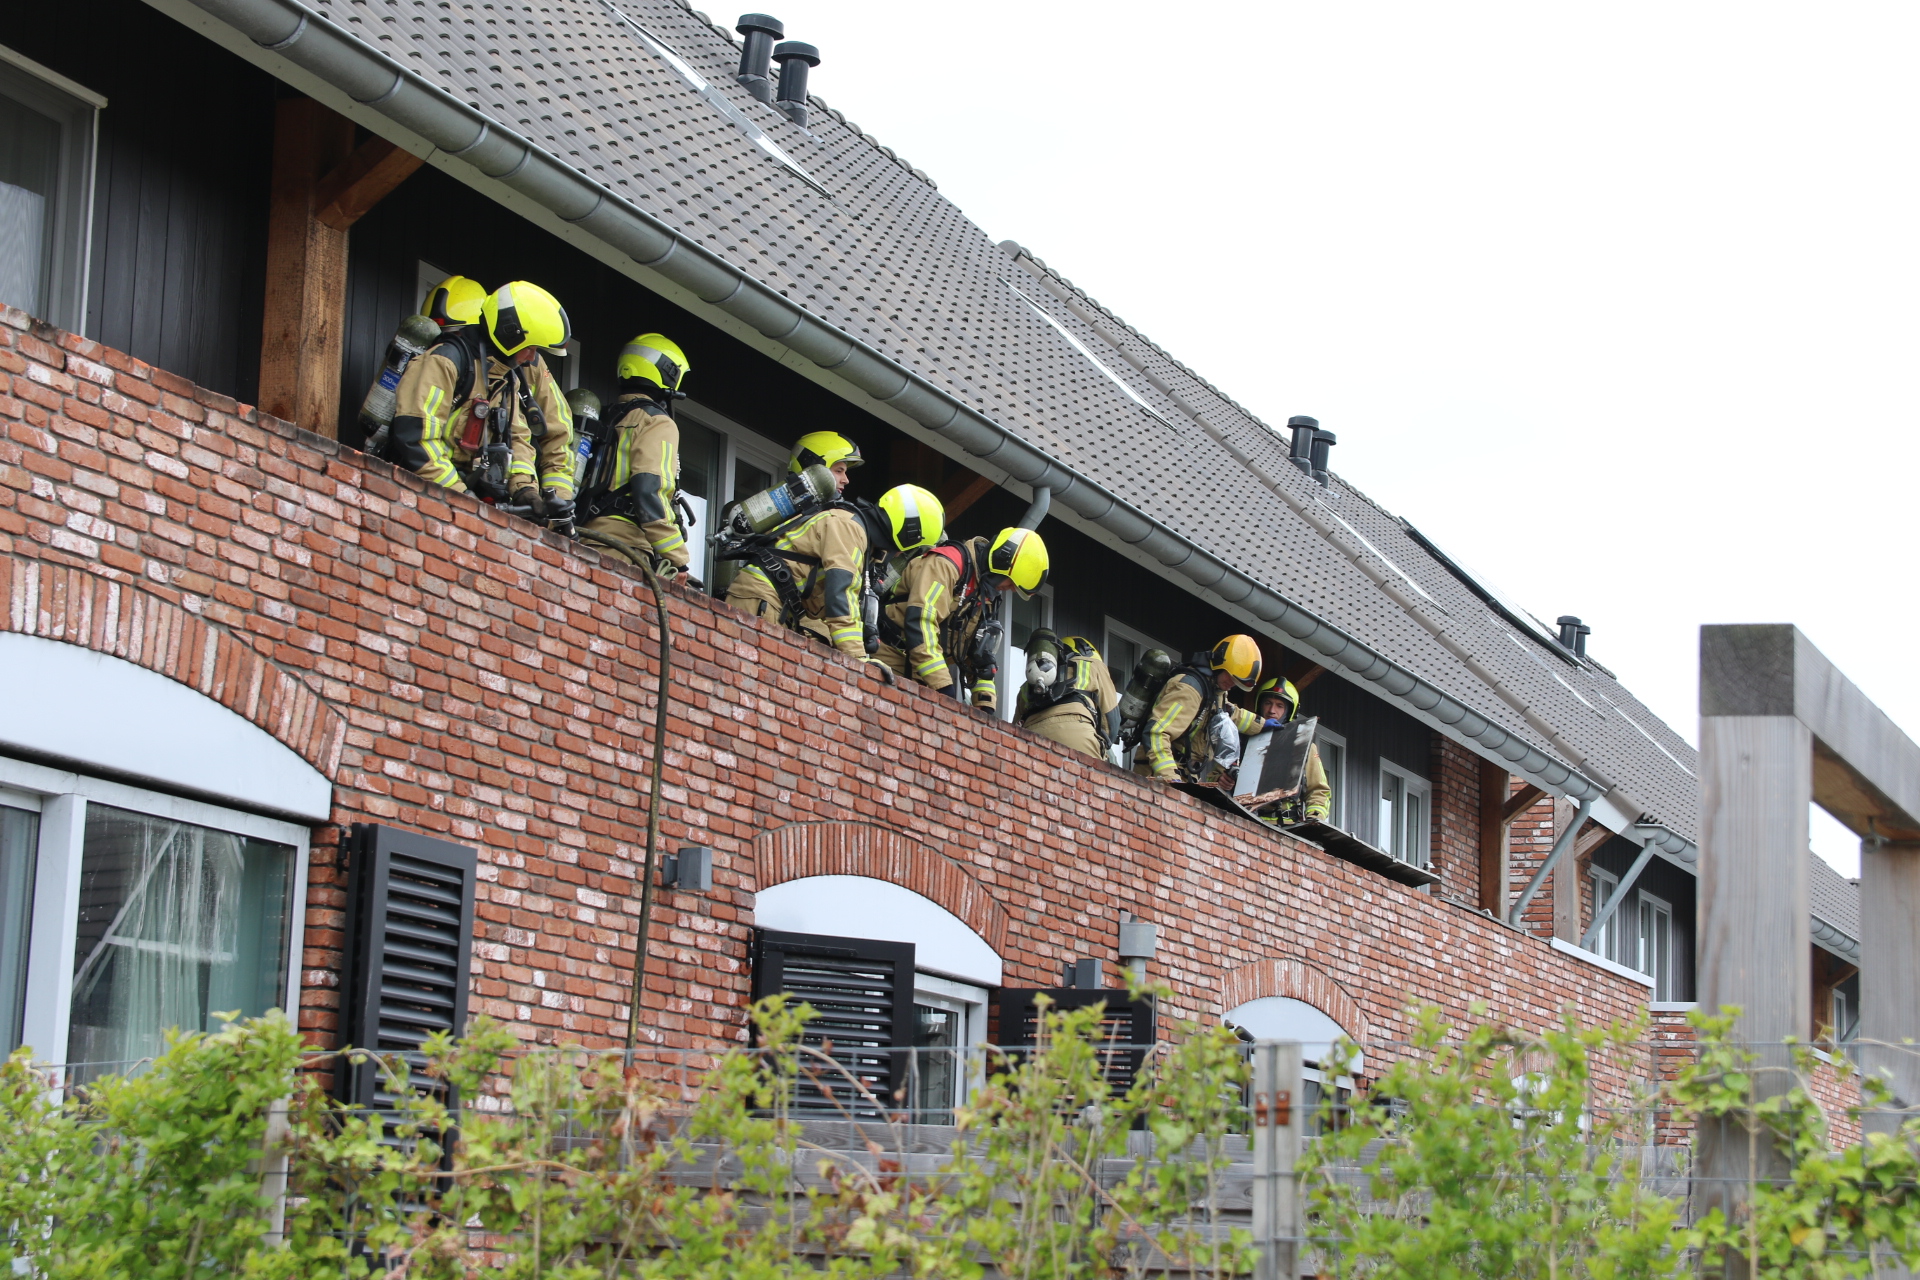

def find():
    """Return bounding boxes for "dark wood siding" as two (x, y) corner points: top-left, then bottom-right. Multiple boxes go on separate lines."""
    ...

(11, 0), (275, 404)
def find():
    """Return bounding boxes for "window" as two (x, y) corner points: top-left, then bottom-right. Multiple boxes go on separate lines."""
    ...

(997, 586), (1054, 719)
(1314, 726), (1347, 829)
(1, 790), (39, 1052)
(0, 47), (101, 332)
(1103, 619), (1174, 765)
(1636, 893), (1674, 1001)
(909, 973), (987, 1125)
(1586, 866), (1621, 963)
(67, 805), (294, 1080)
(1377, 761), (1431, 868)
(4, 756), (308, 1077)
(1832, 979), (1859, 1043)
(679, 401), (787, 594)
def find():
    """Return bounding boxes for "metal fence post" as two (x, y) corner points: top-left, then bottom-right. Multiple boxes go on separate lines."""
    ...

(1251, 1041), (1304, 1280)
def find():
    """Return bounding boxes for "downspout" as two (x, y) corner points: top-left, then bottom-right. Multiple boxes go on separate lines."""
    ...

(1016, 485), (1051, 531)
(177, 0), (1614, 809)
(1508, 796), (1595, 927)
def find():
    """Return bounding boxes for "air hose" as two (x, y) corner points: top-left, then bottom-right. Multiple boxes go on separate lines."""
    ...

(576, 527), (674, 1053)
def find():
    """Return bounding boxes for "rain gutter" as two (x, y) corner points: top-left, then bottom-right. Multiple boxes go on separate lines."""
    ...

(168, 0), (1634, 816)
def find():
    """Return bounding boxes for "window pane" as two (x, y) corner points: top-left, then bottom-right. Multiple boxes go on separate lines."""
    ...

(1009, 591), (1048, 648)
(0, 805), (37, 1052)
(733, 456), (773, 504)
(1406, 792), (1426, 867)
(911, 1002), (960, 1125)
(1380, 774), (1400, 856)
(0, 92), (60, 317)
(67, 805), (294, 1078)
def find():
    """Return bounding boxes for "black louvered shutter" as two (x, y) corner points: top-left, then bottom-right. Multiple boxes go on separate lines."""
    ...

(997, 988), (1157, 1096)
(751, 928), (915, 1118)
(340, 824), (479, 1111)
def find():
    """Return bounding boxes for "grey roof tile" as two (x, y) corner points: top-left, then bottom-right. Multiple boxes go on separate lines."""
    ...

(314, 0), (1703, 841)
(1809, 855), (1861, 942)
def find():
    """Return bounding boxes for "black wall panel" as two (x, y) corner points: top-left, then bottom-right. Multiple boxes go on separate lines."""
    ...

(10, 0), (275, 403)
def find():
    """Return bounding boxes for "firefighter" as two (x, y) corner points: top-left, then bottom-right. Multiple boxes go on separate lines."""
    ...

(722, 435), (894, 660)
(1016, 630), (1118, 759)
(1236, 675), (1333, 824)
(576, 334), (695, 578)
(387, 281), (576, 526)
(1136, 634), (1265, 783)
(421, 274), (487, 328)
(877, 524), (1050, 715)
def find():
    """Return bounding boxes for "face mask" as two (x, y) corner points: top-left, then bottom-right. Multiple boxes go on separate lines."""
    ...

(1027, 652), (1058, 692)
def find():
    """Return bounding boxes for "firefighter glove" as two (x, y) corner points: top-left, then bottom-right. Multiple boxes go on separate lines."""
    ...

(542, 489), (575, 535)
(511, 486), (546, 518)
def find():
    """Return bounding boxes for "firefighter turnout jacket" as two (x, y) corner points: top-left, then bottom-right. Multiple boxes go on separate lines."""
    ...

(1135, 668), (1264, 781)
(723, 505), (870, 658)
(876, 537), (999, 712)
(388, 330), (574, 499)
(578, 395), (688, 570)
(1017, 638), (1119, 760)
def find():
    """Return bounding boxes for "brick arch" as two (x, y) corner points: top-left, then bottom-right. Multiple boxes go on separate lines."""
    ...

(5, 560), (345, 778)
(1221, 957), (1368, 1041)
(753, 821), (1010, 954)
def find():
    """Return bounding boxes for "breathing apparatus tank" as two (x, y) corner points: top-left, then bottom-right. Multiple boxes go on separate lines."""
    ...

(715, 463), (838, 543)
(567, 388), (604, 489)
(358, 313), (442, 455)
(1115, 647), (1176, 749)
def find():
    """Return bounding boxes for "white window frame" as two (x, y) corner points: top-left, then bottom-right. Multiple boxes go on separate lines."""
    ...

(0, 44), (103, 333)
(1636, 891), (1675, 1002)
(998, 585), (1055, 719)
(1103, 619), (1173, 766)
(1587, 865), (1622, 964)
(1103, 618), (1173, 676)
(1, 754), (309, 1069)
(1377, 759), (1432, 868)
(1314, 726), (1347, 829)
(911, 972), (989, 1116)
(679, 400), (788, 589)
(414, 259), (448, 314)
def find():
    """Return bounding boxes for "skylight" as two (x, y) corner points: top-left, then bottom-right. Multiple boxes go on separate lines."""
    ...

(1400, 520), (1572, 661)
(598, 1), (830, 198)
(1004, 279), (1175, 430)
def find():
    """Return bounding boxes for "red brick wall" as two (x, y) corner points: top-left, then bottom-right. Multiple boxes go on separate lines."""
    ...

(1431, 733), (1482, 909)
(0, 310), (1656, 1055)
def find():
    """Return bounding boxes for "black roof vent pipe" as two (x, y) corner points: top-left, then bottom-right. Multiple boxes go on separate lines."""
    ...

(1309, 428), (1337, 487)
(773, 41), (819, 127)
(1287, 415), (1317, 477)
(734, 14), (784, 104)
(1556, 616), (1591, 657)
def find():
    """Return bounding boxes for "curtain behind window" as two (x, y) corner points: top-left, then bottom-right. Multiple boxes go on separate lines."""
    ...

(0, 91), (59, 317)
(66, 805), (292, 1079)
(0, 805), (37, 1053)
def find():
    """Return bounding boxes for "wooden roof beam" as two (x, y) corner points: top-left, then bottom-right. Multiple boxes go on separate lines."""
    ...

(315, 135), (425, 231)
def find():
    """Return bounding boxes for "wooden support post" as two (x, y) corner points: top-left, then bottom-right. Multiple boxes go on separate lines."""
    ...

(1477, 759), (1510, 914)
(1862, 839), (1920, 1122)
(1552, 798), (1582, 942)
(260, 98), (354, 435)
(259, 100), (421, 437)
(1697, 712), (1811, 1233)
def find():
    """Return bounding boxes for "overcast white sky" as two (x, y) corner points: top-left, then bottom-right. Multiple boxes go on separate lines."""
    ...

(769, 0), (1918, 875)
